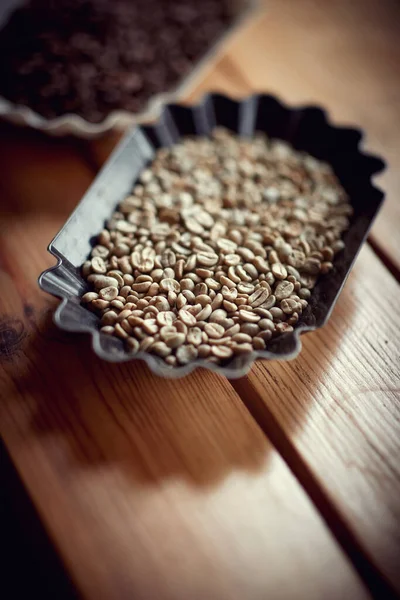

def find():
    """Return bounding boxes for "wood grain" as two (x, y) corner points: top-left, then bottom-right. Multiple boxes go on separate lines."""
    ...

(0, 135), (367, 599)
(238, 244), (400, 592)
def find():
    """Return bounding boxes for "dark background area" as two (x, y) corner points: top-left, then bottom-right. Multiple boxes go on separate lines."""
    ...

(1, 440), (78, 599)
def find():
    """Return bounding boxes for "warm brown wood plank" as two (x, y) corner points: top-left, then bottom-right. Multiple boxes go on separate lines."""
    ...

(0, 312), (368, 600)
(0, 133), (367, 599)
(0, 124), (93, 217)
(238, 244), (400, 593)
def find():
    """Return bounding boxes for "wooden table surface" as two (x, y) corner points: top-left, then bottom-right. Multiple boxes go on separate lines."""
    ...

(0, 1), (399, 598)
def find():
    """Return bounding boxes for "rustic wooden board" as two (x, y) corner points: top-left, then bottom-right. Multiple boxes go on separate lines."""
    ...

(237, 243), (400, 593)
(0, 131), (367, 599)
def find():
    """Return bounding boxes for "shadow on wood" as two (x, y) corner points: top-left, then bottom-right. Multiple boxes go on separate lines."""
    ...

(0, 297), (269, 488)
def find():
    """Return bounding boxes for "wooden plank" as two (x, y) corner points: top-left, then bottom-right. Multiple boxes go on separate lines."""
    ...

(0, 134), (367, 599)
(0, 124), (93, 217)
(237, 244), (400, 593)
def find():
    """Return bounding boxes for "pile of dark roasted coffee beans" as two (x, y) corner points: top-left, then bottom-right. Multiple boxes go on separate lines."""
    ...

(0, 0), (234, 122)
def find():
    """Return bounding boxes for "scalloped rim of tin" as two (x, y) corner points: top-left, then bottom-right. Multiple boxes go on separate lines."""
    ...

(0, 0), (260, 138)
(38, 93), (386, 378)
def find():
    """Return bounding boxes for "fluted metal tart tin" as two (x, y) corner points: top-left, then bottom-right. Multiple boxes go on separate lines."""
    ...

(39, 94), (385, 378)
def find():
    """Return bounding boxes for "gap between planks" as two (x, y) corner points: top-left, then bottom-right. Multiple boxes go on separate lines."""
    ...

(367, 237), (400, 284)
(228, 243), (398, 600)
(231, 376), (399, 600)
